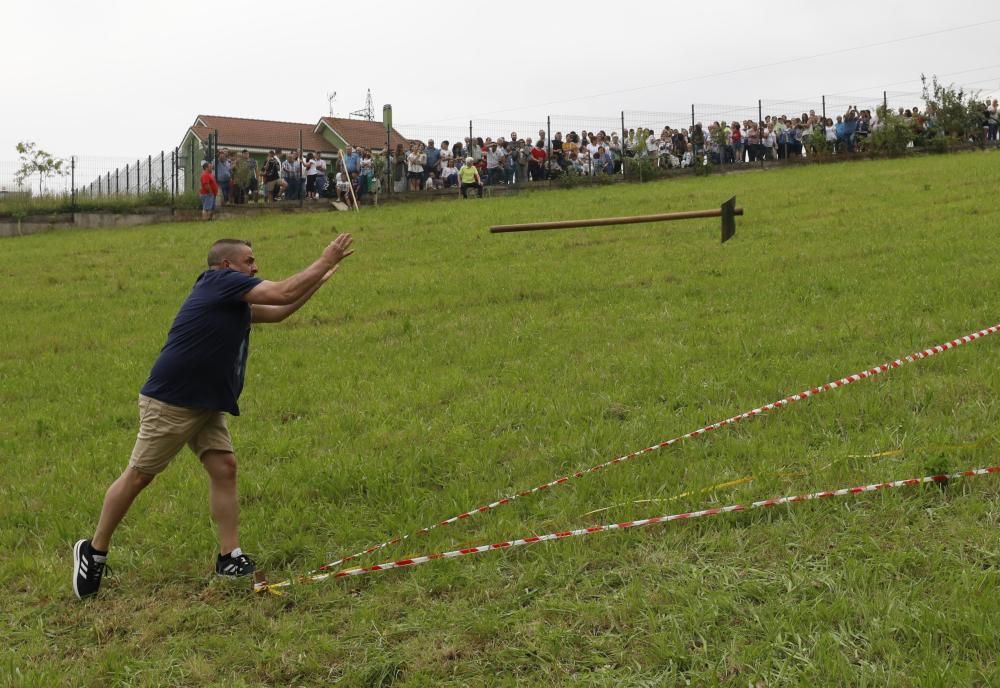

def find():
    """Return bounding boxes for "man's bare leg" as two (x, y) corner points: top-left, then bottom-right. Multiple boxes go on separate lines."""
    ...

(201, 450), (240, 555)
(92, 467), (155, 551)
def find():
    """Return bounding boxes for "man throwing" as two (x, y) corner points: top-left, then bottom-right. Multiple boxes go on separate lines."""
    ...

(73, 234), (354, 598)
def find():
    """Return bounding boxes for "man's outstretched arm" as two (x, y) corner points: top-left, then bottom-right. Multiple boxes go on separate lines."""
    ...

(251, 264), (340, 323)
(244, 233), (353, 315)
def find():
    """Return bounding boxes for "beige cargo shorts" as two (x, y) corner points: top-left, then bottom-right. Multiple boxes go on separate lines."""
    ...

(128, 395), (234, 475)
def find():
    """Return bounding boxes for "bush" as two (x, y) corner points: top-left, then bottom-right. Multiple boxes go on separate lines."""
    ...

(623, 156), (657, 182)
(807, 125), (832, 159)
(693, 159), (715, 176)
(924, 133), (950, 154)
(554, 170), (580, 188)
(553, 169), (619, 190)
(868, 107), (913, 156)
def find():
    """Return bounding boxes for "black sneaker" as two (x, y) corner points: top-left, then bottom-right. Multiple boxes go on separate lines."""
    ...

(215, 548), (256, 577)
(73, 539), (107, 599)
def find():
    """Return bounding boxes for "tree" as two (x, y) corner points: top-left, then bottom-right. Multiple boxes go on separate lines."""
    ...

(14, 141), (69, 195)
(921, 75), (983, 143)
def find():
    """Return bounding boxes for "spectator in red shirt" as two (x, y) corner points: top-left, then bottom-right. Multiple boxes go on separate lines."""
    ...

(529, 142), (547, 182)
(199, 162), (220, 221)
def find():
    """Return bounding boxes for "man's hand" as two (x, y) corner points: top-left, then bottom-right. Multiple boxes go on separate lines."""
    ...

(322, 233), (354, 268)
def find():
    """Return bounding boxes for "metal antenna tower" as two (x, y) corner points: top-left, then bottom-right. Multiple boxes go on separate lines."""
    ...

(349, 89), (375, 121)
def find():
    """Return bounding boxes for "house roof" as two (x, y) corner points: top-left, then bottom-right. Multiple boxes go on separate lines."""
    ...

(183, 114), (414, 153)
(190, 115), (334, 152)
(316, 117), (414, 151)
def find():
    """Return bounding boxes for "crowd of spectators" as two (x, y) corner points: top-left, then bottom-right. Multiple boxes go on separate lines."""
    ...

(385, 108), (889, 192)
(391, 98), (1000, 192)
(199, 97), (998, 207)
(389, 130), (628, 192)
(205, 146), (378, 206)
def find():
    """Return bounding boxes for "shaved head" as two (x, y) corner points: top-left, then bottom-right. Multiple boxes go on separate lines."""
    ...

(207, 239), (252, 268)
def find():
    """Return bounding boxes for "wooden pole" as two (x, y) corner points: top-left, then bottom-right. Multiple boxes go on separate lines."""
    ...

(339, 148), (359, 212)
(489, 207), (743, 233)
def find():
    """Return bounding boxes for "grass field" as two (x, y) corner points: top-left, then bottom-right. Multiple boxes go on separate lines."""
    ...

(2, 151), (999, 687)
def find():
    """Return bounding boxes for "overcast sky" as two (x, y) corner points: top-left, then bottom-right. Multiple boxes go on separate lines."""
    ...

(5, 1), (999, 162)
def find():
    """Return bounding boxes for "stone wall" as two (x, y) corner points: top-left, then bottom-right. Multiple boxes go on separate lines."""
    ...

(0, 209), (179, 238)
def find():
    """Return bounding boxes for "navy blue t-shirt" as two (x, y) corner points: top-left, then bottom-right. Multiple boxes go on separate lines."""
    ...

(141, 269), (262, 415)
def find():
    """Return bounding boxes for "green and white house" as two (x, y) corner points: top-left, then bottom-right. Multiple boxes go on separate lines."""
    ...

(177, 114), (412, 191)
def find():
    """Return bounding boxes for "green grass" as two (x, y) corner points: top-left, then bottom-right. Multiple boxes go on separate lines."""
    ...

(1, 151), (999, 686)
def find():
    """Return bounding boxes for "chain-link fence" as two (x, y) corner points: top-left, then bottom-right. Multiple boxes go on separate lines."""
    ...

(0, 153), (187, 204)
(75, 151), (182, 199)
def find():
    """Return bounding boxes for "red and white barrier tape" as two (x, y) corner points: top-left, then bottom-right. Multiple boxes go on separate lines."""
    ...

(309, 323), (1000, 573)
(257, 466), (999, 592)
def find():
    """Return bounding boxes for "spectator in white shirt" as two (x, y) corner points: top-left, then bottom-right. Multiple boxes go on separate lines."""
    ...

(406, 143), (425, 192)
(334, 171), (355, 208)
(441, 161), (459, 188)
(439, 141), (453, 168)
(485, 142), (505, 185)
(313, 155), (328, 197)
(762, 128), (776, 160)
(304, 153), (319, 200)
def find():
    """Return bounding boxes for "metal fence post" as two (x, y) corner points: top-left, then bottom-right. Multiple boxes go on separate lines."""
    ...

(469, 120), (473, 150)
(135, 160), (140, 196)
(115, 169), (119, 195)
(621, 111), (626, 175)
(758, 99), (764, 169)
(691, 105), (698, 171)
(299, 130), (304, 208)
(725, 114), (733, 170)
(125, 164), (130, 195)
(546, 115), (551, 179)
(71, 156), (76, 211)
(883, 91), (888, 111)
(160, 151), (165, 191)
(822, 95), (826, 121)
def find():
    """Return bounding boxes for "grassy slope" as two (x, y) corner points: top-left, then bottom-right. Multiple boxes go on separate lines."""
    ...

(1, 152), (998, 687)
